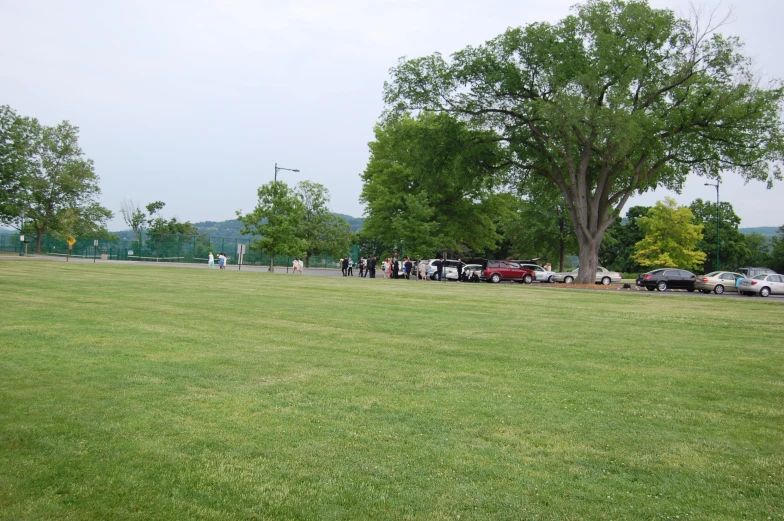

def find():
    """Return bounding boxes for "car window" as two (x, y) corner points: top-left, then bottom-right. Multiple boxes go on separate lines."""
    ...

(771, 275), (783, 283)
(680, 270), (694, 278)
(719, 273), (733, 280)
(706, 272), (720, 277)
(509, 263), (520, 269)
(663, 270), (677, 277)
(753, 274), (767, 280)
(487, 260), (499, 267)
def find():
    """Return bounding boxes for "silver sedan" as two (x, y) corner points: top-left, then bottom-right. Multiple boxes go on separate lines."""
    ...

(553, 266), (623, 285)
(738, 273), (784, 297)
(694, 271), (744, 294)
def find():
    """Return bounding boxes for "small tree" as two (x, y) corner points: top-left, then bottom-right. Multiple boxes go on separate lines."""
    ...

(120, 198), (146, 248)
(237, 181), (306, 272)
(295, 181), (354, 267)
(633, 198), (706, 270)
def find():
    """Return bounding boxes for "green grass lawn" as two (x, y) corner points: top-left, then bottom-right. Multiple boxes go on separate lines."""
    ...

(0, 261), (782, 520)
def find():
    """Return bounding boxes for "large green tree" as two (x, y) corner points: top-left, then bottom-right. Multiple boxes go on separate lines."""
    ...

(0, 113), (113, 253)
(384, 0), (784, 283)
(237, 181), (306, 272)
(689, 198), (749, 272)
(295, 181), (353, 267)
(633, 198), (706, 270)
(360, 112), (505, 259)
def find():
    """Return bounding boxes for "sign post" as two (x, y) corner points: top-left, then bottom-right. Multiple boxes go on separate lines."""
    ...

(237, 243), (246, 271)
(66, 237), (76, 262)
(19, 235), (24, 256)
(93, 239), (98, 263)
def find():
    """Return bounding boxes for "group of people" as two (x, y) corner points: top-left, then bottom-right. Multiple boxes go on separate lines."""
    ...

(292, 257), (304, 274)
(380, 254), (414, 279)
(208, 252), (227, 269)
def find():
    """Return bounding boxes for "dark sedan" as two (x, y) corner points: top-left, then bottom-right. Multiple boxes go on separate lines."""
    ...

(636, 269), (697, 292)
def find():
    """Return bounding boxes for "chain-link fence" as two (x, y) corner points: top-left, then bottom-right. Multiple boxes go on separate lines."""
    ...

(0, 233), (348, 269)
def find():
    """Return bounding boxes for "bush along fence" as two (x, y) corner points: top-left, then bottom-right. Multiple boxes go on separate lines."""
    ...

(0, 233), (347, 269)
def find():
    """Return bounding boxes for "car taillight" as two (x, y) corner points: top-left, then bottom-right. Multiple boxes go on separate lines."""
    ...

(643, 275), (651, 280)
(701, 278), (708, 282)
(751, 281), (758, 285)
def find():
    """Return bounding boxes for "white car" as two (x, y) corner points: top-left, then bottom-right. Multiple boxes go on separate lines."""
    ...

(553, 266), (622, 285)
(738, 273), (784, 297)
(520, 264), (556, 283)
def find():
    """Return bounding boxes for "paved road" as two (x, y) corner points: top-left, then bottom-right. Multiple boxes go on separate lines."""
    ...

(3, 254), (781, 300)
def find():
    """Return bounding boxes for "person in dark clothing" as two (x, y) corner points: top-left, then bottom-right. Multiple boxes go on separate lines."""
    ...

(404, 257), (413, 280)
(392, 255), (400, 279)
(341, 257), (349, 277)
(433, 258), (443, 281)
(456, 258), (465, 282)
(369, 256), (377, 278)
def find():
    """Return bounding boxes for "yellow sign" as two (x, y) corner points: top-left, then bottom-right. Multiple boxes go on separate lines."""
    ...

(66, 236), (76, 248)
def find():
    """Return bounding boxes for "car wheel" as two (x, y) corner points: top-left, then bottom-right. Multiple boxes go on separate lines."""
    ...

(657, 281), (668, 291)
(491, 273), (501, 283)
(601, 276), (611, 286)
(701, 289), (711, 294)
(713, 285), (725, 295)
(646, 286), (655, 291)
(760, 287), (771, 297)
(523, 274), (533, 284)
(564, 276), (574, 284)
(687, 288), (695, 292)
(548, 275), (555, 283)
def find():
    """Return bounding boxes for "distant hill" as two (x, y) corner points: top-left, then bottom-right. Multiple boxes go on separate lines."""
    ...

(740, 227), (779, 237)
(109, 213), (365, 239)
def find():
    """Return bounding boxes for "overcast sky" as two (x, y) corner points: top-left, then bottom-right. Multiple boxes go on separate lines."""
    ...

(2, 0), (782, 230)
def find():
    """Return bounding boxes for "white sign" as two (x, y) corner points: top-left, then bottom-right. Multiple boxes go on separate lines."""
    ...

(237, 244), (246, 255)
(93, 239), (99, 247)
(19, 235), (24, 242)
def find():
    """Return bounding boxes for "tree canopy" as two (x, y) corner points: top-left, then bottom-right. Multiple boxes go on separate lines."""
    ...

(633, 198), (706, 270)
(384, 0), (784, 283)
(0, 107), (113, 252)
(360, 112), (505, 259)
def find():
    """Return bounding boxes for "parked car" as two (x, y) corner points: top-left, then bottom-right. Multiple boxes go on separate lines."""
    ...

(636, 268), (697, 291)
(738, 273), (784, 297)
(417, 259), (462, 280)
(460, 264), (484, 282)
(737, 267), (777, 278)
(552, 266), (622, 285)
(481, 260), (535, 283)
(519, 263), (556, 283)
(694, 271), (744, 294)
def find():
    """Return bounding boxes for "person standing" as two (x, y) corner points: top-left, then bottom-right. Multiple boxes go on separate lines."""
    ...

(456, 258), (465, 282)
(358, 256), (365, 278)
(392, 253), (400, 279)
(424, 261), (431, 281)
(218, 252), (226, 270)
(341, 257), (349, 277)
(404, 257), (413, 280)
(347, 258), (354, 276)
(434, 258), (444, 281)
(208, 252), (214, 268)
(369, 256), (377, 278)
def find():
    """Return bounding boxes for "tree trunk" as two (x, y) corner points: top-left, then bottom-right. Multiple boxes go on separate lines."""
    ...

(575, 229), (602, 284)
(269, 254), (276, 272)
(35, 234), (42, 254)
(305, 253), (312, 268)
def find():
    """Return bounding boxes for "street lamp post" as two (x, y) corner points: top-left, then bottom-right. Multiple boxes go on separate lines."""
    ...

(704, 181), (720, 270)
(269, 163), (300, 272)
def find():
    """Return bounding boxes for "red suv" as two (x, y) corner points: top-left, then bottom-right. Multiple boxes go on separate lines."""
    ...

(482, 260), (535, 283)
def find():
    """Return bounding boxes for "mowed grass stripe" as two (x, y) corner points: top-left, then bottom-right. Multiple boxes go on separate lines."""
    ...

(0, 261), (782, 520)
